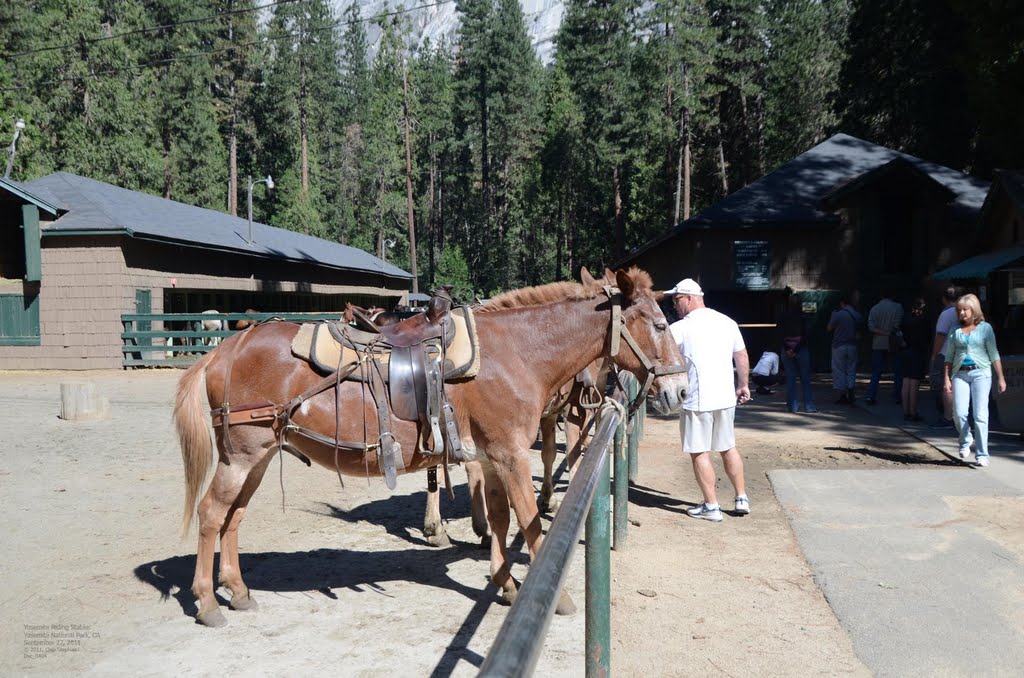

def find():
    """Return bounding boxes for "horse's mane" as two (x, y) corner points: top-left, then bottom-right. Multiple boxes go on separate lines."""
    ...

(478, 267), (653, 312)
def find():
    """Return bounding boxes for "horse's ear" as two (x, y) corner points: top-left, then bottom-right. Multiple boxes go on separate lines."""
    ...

(604, 267), (615, 280)
(580, 266), (596, 285)
(615, 268), (636, 304)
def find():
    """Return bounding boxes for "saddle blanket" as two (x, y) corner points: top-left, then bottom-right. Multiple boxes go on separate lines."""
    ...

(291, 306), (480, 380)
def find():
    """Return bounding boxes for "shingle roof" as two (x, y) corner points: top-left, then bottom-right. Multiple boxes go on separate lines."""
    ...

(687, 133), (989, 226)
(24, 172), (411, 281)
(619, 133), (990, 265)
(0, 176), (61, 215)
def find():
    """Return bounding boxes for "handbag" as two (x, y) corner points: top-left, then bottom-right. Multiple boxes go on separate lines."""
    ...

(889, 329), (907, 352)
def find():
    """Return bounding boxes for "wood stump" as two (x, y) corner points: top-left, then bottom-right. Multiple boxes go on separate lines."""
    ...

(59, 382), (110, 421)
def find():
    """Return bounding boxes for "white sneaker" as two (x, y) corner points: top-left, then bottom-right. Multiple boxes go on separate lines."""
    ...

(686, 503), (723, 522)
(958, 445), (971, 460)
(734, 496), (750, 515)
(976, 457), (989, 467)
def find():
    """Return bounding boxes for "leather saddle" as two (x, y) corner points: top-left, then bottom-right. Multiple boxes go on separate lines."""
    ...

(291, 289), (468, 489)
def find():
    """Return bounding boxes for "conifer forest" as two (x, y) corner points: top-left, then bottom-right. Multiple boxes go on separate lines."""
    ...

(2, 1), (1021, 298)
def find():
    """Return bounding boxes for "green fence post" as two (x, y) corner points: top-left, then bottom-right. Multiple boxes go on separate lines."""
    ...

(613, 410), (628, 551)
(585, 445), (612, 677)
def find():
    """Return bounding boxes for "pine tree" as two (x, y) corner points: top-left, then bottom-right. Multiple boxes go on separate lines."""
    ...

(708, 0), (769, 189)
(141, 0), (226, 208)
(210, 0), (261, 216)
(763, 0), (845, 170)
(256, 0), (343, 234)
(644, 0), (721, 224)
(358, 14), (410, 268)
(410, 38), (455, 290)
(557, 0), (643, 262)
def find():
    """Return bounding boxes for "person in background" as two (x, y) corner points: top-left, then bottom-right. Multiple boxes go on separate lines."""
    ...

(780, 293), (816, 413)
(668, 278), (751, 522)
(865, 289), (904, 405)
(929, 286), (960, 428)
(943, 294), (1007, 467)
(826, 294), (862, 404)
(899, 298), (930, 422)
(750, 350), (781, 395)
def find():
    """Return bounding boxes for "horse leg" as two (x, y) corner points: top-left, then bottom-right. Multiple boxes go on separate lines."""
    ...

(491, 445), (577, 615)
(217, 434), (276, 612)
(465, 460), (490, 544)
(191, 442), (264, 627)
(564, 417), (583, 485)
(538, 413), (559, 513)
(478, 456), (516, 605)
(422, 467), (451, 548)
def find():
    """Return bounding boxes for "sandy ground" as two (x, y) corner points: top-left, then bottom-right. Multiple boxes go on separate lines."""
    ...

(0, 369), (951, 676)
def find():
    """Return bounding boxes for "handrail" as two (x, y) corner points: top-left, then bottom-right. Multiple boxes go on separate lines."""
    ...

(478, 392), (625, 678)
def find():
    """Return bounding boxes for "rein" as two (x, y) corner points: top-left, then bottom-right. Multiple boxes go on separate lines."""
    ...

(602, 285), (685, 416)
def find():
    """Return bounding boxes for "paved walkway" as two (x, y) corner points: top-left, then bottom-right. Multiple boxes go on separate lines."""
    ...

(771, 374), (1024, 677)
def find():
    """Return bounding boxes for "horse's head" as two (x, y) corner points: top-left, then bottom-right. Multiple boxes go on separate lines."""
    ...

(587, 267), (687, 415)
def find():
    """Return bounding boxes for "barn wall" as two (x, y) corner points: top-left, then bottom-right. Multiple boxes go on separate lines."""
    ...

(0, 239), (128, 369)
(0, 235), (410, 370)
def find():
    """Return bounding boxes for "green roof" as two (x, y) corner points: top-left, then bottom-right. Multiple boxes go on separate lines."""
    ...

(933, 245), (1024, 280)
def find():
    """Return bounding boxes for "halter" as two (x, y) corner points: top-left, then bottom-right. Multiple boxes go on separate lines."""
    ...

(603, 285), (686, 416)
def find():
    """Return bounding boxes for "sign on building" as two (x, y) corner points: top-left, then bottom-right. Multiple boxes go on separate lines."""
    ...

(734, 240), (770, 289)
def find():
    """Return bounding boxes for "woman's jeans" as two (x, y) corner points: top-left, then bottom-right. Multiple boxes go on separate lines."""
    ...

(952, 368), (991, 459)
(783, 346), (814, 411)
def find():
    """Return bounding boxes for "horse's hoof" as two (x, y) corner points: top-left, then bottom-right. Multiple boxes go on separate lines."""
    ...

(425, 532), (452, 548)
(230, 592), (258, 612)
(555, 590), (577, 615)
(498, 587), (518, 607)
(196, 607), (228, 628)
(542, 498), (561, 514)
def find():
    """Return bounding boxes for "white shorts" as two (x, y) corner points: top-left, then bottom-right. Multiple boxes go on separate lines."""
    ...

(680, 407), (736, 453)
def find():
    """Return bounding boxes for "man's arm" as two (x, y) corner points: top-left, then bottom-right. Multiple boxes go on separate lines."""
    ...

(734, 348), (750, 403)
(931, 332), (947, 361)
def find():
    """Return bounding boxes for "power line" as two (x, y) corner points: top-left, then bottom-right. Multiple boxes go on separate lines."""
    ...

(1, 0), (304, 61)
(0, 1), (457, 92)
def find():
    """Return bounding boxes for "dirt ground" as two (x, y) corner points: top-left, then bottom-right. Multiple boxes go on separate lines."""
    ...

(0, 369), (951, 676)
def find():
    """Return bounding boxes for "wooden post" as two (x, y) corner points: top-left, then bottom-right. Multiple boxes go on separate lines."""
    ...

(59, 383), (110, 421)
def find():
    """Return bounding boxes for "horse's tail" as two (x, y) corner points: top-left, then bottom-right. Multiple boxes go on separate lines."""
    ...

(175, 351), (215, 537)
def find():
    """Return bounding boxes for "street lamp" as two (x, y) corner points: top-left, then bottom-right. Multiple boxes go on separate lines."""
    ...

(4, 118), (26, 180)
(246, 174), (274, 245)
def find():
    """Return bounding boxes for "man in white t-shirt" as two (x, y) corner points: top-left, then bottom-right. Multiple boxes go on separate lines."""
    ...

(668, 278), (751, 522)
(929, 286), (960, 428)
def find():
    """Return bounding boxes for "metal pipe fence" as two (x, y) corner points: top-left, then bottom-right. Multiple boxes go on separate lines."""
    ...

(480, 373), (645, 677)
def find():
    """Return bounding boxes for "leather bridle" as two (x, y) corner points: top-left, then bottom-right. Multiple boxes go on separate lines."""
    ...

(603, 285), (686, 416)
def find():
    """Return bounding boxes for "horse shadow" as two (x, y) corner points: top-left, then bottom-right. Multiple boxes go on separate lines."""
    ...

(134, 541), (493, 618)
(135, 488), (529, 674)
(302, 483), (484, 548)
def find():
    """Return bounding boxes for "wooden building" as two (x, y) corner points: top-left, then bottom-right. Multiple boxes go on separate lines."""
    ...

(934, 170), (1024, 355)
(619, 133), (991, 368)
(0, 172), (412, 369)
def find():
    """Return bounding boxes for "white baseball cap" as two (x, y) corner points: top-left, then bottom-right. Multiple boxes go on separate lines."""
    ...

(666, 278), (703, 297)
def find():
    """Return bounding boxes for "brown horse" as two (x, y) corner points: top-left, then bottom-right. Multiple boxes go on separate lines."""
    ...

(174, 267), (686, 627)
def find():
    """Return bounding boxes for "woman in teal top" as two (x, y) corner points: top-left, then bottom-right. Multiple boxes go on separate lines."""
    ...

(942, 294), (1007, 466)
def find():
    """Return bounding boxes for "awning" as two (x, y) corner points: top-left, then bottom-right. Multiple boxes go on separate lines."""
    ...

(933, 244), (1024, 280)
